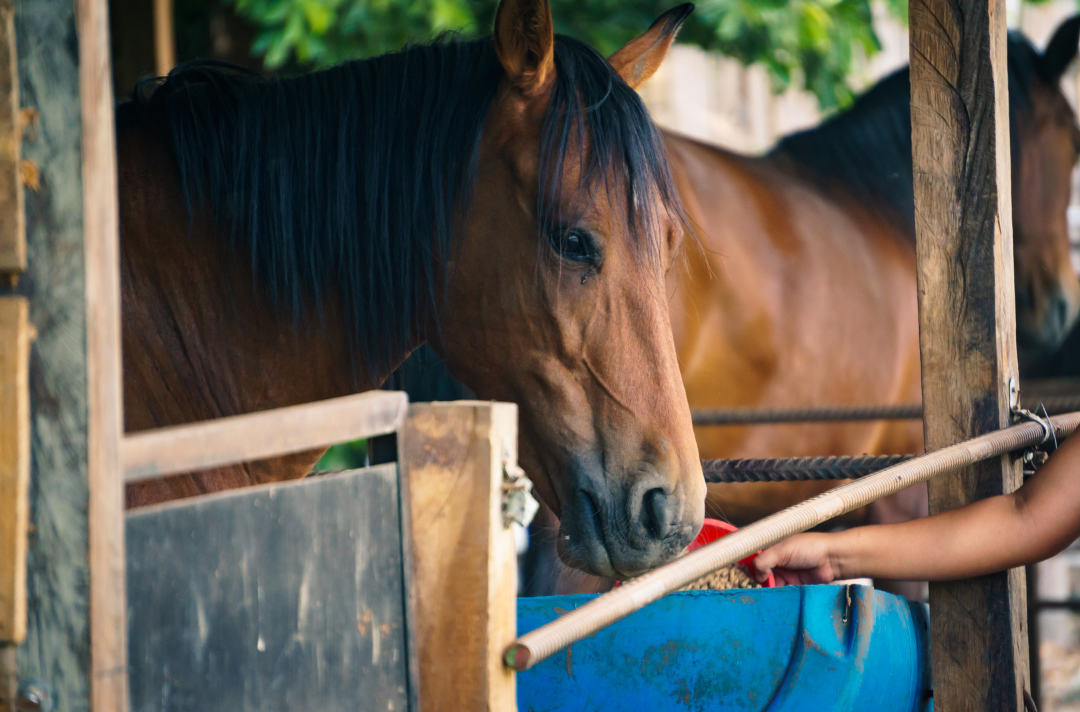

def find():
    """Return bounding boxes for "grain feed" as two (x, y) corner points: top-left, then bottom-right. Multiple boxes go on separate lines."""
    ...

(680, 563), (762, 591)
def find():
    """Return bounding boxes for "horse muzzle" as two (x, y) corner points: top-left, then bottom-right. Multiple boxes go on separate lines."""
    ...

(555, 460), (703, 579)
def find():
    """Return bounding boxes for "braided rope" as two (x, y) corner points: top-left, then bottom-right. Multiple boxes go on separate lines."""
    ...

(691, 394), (1080, 427)
(702, 454), (915, 483)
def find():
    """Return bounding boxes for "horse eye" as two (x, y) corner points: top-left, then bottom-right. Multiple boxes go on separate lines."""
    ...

(551, 228), (599, 264)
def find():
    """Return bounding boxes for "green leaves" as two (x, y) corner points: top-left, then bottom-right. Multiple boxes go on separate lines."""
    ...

(683, 0), (886, 108)
(228, 0), (903, 108)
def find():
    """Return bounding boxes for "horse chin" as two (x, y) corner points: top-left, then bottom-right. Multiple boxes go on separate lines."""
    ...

(555, 513), (692, 581)
(556, 525), (622, 579)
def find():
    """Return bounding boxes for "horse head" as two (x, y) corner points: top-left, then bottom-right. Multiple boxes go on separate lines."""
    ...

(432, 0), (705, 578)
(1013, 16), (1080, 355)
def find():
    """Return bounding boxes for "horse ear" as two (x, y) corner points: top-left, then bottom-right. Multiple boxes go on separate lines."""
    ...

(494, 0), (555, 96)
(1041, 15), (1080, 81)
(608, 4), (694, 90)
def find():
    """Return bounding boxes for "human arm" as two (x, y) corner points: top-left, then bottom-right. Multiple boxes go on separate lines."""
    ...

(753, 431), (1080, 585)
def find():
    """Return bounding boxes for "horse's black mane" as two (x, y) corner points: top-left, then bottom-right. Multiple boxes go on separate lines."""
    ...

(772, 33), (1041, 231)
(122, 35), (680, 382)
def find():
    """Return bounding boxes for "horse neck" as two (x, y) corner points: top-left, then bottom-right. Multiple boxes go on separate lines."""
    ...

(661, 130), (920, 439)
(119, 136), (426, 508)
(120, 206), (422, 506)
(662, 133), (775, 353)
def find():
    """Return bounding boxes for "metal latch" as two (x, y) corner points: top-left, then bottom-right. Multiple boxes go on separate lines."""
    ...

(501, 441), (538, 529)
(1009, 377), (1057, 476)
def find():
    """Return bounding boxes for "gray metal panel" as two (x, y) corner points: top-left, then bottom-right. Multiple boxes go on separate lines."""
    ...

(126, 465), (408, 712)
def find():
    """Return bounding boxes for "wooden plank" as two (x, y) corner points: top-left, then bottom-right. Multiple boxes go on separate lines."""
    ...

(909, 0), (1028, 709)
(78, 0), (128, 707)
(126, 465), (409, 712)
(0, 0), (21, 275)
(398, 402), (518, 712)
(0, 297), (29, 645)
(122, 390), (408, 482)
(152, 0), (174, 76)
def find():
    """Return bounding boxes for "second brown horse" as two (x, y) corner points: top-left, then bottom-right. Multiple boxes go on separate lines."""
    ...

(678, 18), (1080, 531)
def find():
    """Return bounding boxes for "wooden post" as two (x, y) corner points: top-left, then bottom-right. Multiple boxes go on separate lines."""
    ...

(152, 0), (175, 76)
(0, 0), (21, 276)
(910, 0), (1028, 709)
(12, 0), (127, 710)
(0, 297), (27, 712)
(0, 297), (29, 647)
(398, 402), (518, 712)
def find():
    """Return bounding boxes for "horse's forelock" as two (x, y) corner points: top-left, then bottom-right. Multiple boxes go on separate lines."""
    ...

(538, 36), (686, 269)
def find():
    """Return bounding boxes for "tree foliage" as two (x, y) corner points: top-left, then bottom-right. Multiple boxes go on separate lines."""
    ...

(230, 0), (908, 108)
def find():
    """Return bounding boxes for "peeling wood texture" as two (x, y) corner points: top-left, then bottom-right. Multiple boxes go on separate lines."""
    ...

(0, 0), (21, 275)
(0, 297), (29, 645)
(910, 0), (1028, 710)
(398, 402), (518, 712)
(126, 465), (409, 712)
(13, 0), (127, 709)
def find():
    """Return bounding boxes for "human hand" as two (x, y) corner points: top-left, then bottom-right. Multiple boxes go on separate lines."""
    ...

(753, 533), (842, 586)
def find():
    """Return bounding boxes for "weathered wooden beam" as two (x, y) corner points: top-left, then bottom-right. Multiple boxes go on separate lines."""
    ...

(0, 297), (29, 646)
(910, 0), (1028, 709)
(122, 390), (409, 482)
(398, 402), (518, 712)
(13, 0), (127, 709)
(0, 0), (21, 276)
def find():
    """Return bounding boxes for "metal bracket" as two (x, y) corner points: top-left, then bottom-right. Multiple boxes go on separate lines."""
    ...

(501, 441), (538, 529)
(1009, 377), (1057, 476)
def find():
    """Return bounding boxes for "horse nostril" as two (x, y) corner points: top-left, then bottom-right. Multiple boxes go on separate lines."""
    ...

(642, 488), (673, 540)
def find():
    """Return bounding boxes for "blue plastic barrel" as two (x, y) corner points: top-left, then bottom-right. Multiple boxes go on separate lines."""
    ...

(517, 584), (930, 712)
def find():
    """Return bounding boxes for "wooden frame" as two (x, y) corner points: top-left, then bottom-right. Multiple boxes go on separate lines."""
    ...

(0, 0), (21, 276)
(910, 0), (1029, 709)
(398, 402), (518, 712)
(152, 0), (175, 76)
(122, 391), (408, 482)
(80, 0), (128, 706)
(120, 399), (518, 712)
(0, 297), (29, 645)
(15, 0), (1026, 707)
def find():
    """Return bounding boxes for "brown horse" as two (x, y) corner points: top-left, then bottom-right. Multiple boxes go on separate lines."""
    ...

(521, 18), (1080, 597)
(117, 0), (706, 580)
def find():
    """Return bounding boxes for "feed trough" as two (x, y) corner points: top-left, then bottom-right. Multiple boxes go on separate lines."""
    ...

(516, 584), (930, 712)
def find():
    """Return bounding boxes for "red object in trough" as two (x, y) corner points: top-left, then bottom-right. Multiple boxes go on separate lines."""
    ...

(613, 518), (777, 589)
(687, 518), (777, 588)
